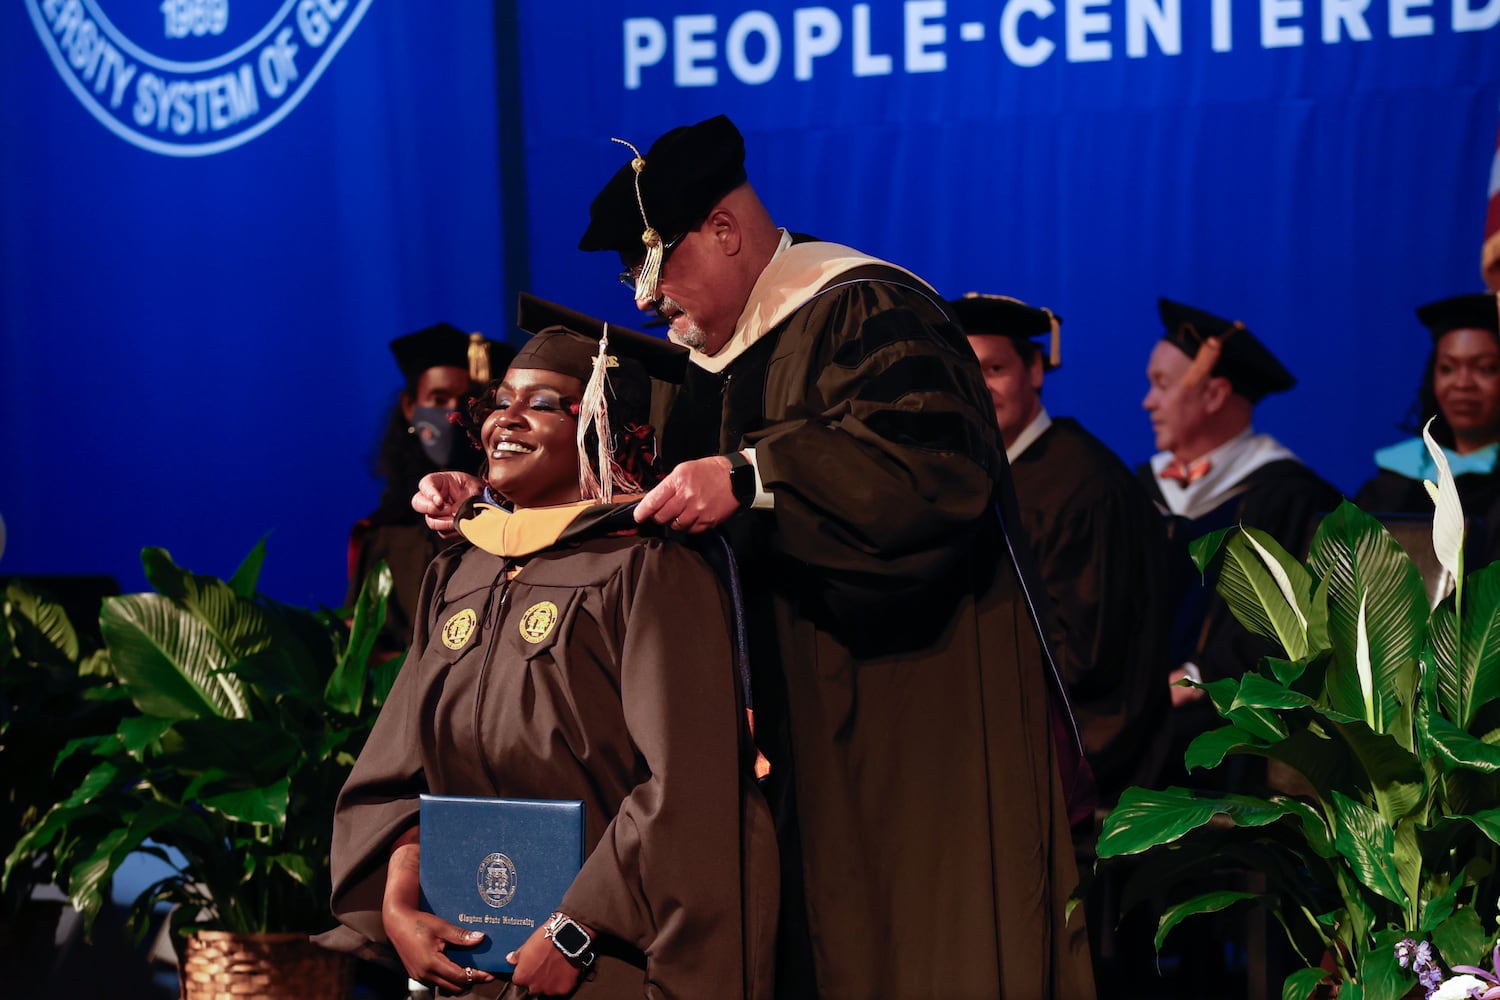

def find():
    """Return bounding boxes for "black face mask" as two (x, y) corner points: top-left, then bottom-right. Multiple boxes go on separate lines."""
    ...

(411, 405), (458, 467)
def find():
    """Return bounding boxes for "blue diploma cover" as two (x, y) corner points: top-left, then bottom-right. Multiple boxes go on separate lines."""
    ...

(418, 794), (585, 973)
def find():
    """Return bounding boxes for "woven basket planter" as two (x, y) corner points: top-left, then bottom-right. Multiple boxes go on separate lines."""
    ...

(179, 930), (351, 1000)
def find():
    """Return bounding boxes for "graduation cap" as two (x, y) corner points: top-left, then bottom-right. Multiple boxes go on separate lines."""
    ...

(577, 115), (748, 301)
(1416, 292), (1500, 339)
(949, 292), (1062, 370)
(513, 292), (688, 500)
(1158, 297), (1294, 403)
(389, 322), (513, 386)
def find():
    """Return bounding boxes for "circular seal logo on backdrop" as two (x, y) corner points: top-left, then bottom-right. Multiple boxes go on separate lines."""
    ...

(519, 601), (558, 644)
(26, 0), (373, 157)
(476, 852), (517, 909)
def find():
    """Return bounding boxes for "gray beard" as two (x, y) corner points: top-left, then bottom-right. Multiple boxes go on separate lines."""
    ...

(660, 298), (708, 351)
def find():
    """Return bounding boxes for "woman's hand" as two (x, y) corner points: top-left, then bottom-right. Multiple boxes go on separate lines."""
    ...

(414, 471), (484, 536)
(506, 915), (591, 997)
(382, 839), (494, 993)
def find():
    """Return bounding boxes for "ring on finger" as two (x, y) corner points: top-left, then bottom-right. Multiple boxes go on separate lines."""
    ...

(464, 967), (473, 982)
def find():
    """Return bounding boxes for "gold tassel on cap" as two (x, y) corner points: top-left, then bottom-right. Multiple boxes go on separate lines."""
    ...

(576, 325), (614, 503)
(468, 333), (492, 384)
(611, 137), (664, 302)
(1178, 320), (1242, 390)
(1044, 309), (1061, 368)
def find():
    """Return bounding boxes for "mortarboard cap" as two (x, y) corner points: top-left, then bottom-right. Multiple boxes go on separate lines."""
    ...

(949, 293), (1063, 370)
(390, 322), (513, 386)
(577, 115), (747, 299)
(513, 293), (687, 501)
(1416, 292), (1500, 340)
(1158, 297), (1295, 403)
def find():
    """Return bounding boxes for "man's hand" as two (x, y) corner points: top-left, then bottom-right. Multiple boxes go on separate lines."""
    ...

(413, 471), (483, 537)
(634, 455), (741, 533)
(505, 917), (591, 997)
(1168, 665), (1207, 707)
(382, 841), (493, 994)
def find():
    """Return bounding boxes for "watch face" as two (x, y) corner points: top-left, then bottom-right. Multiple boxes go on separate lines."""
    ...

(553, 920), (590, 957)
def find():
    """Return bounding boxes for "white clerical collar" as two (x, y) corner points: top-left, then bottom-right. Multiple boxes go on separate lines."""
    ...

(1148, 427), (1297, 520)
(1006, 408), (1052, 463)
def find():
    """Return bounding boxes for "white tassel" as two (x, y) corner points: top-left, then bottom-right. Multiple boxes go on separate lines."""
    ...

(576, 326), (613, 502)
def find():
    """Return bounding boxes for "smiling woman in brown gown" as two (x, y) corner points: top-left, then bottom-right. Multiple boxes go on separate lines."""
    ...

(317, 305), (777, 1000)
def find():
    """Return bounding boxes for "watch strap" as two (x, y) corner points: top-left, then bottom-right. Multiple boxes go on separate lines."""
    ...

(726, 450), (755, 508)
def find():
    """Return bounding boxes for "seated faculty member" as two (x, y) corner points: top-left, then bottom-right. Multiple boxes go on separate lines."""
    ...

(953, 292), (1172, 808)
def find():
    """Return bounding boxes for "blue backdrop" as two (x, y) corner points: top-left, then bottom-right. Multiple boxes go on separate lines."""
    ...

(2, 1), (1498, 606)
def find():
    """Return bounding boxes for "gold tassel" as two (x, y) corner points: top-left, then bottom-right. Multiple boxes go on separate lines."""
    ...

(1178, 320), (1242, 390)
(468, 333), (491, 384)
(1045, 309), (1061, 368)
(611, 137), (665, 301)
(576, 325), (613, 502)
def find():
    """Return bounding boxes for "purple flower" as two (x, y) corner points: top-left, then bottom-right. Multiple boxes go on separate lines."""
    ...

(1400, 938), (1419, 970)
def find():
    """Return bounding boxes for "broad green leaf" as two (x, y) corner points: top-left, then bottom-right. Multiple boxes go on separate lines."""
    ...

(202, 777), (289, 826)
(1183, 722), (1268, 773)
(1154, 889), (1260, 951)
(1429, 599), (1464, 722)
(227, 538), (268, 599)
(1459, 805), (1500, 847)
(1429, 713), (1500, 773)
(1432, 905), (1489, 971)
(1234, 672), (1318, 712)
(1309, 502), (1426, 747)
(1456, 561), (1500, 729)
(101, 593), (250, 719)
(1419, 862), (1469, 933)
(4, 582), (81, 663)
(1275, 797), (1336, 858)
(1325, 720), (1426, 825)
(1329, 789), (1404, 906)
(1193, 525), (1316, 660)
(326, 561), (393, 715)
(1282, 966), (1333, 1000)
(1392, 820), (1422, 929)
(1097, 786), (1291, 858)
(139, 547), (274, 675)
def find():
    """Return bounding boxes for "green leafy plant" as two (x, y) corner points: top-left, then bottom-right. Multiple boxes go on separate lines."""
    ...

(2, 543), (400, 943)
(0, 580), (125, 919)
(1096, 432), (1500, 1000)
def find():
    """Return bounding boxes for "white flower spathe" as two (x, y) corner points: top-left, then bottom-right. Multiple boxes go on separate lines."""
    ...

(1432, 974), (1488, 1000)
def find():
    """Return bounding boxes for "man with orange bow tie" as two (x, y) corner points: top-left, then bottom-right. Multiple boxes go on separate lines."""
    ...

(1137, 298), (1341, 722)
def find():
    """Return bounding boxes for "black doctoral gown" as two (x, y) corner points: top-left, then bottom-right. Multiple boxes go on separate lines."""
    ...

(665, 237), (1095, 1000)
(1010, 417), (1173, 804)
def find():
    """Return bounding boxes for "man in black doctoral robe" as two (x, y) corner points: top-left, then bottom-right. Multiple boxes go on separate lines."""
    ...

(952, 293), (1172, 808)
(1138, 297), (1342, 755)
(578, 115), (1095, 1000)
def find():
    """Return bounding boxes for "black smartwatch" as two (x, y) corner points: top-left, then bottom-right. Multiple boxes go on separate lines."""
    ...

(726, 450), (756, 509)
(545, 912), (595, 968)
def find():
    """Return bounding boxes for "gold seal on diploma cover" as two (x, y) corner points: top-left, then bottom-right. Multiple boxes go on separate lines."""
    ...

(442, 609), (478, 649)
(519, 601), (559, 643)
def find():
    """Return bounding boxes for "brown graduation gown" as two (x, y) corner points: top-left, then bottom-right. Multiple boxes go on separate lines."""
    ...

(320, 501), (778, 999)
(667, 242), (1095, 999)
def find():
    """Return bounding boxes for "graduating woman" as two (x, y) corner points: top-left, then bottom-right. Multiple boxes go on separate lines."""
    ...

(1356, 292), (1500, 567)
(319, 301), (777, 999)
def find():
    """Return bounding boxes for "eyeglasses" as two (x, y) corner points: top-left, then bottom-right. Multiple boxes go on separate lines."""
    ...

(617, 232), (686, 296)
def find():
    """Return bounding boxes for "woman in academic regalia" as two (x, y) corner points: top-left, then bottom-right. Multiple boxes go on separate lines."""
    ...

(318, 301), (777, 1000)
(1356, 292), (1500, 567)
